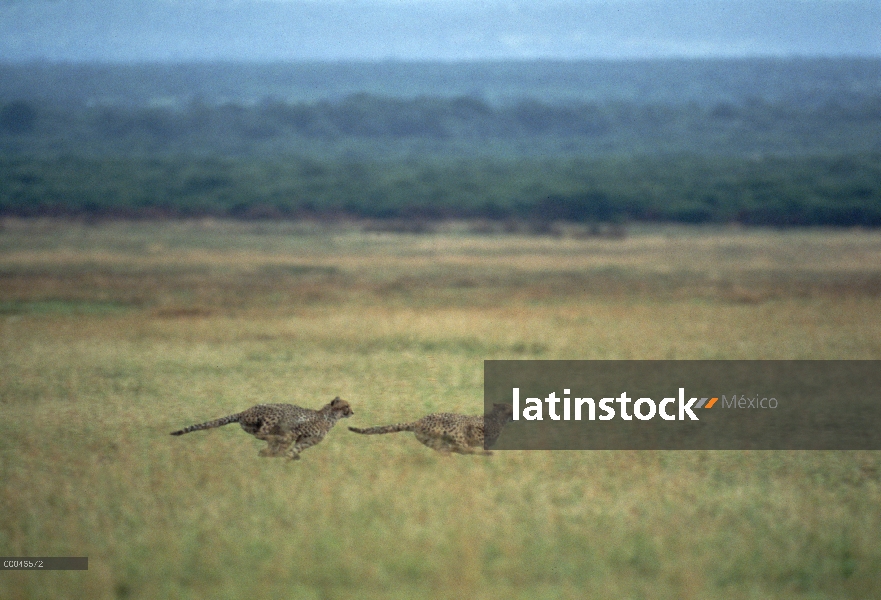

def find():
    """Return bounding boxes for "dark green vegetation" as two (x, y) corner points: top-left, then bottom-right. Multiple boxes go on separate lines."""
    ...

(3, 154), (879, 226)
(1, 59), (880, 225)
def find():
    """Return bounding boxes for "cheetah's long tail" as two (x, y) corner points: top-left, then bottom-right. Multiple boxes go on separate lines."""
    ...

(170, 413), (244, 436)
(348, 423), (417, 435)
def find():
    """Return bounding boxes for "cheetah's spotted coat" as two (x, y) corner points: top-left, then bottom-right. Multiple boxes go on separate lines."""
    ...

(348, 403), (513, 455)
(171, 397), (353, 460)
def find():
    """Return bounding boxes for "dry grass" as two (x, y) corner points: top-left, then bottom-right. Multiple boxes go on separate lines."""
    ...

(1, 220), (880, 599)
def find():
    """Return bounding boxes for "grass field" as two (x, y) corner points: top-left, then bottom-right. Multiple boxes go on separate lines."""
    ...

(1, 219), (880, 599)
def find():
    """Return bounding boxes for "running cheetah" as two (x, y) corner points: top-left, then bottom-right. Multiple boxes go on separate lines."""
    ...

(348, 403), (513, 455)
(170, 397), (353, 460)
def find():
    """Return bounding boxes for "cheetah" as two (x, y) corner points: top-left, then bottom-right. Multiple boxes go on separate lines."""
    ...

(348, 403), (513, 455)
(170, 397), (353, 460)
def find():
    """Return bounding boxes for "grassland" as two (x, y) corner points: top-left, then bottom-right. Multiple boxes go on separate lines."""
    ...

(1, 219), (880, 599)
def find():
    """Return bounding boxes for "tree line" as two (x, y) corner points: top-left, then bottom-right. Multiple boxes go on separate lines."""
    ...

(2, 93), (881, 156)
(2, 154), (878, 226)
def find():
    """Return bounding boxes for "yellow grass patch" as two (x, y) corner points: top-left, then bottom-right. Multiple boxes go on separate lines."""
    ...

(1, 221), (880, 599)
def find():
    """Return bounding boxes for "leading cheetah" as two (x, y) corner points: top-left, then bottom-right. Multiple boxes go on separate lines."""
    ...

(171, 397), (353, 460)
(348, 403), (513, 455)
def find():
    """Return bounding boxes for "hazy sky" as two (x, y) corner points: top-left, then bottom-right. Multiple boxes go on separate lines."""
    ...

(1, 0), (879, 62)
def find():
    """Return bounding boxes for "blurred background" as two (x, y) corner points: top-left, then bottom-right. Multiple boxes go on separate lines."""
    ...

(3, 0), (880, 61)
(1, 0), (880, 227)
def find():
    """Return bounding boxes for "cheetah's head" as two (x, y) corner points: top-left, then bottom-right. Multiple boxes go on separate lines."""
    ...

(328, 397), (354, 419)
(491, 402), (514, 422)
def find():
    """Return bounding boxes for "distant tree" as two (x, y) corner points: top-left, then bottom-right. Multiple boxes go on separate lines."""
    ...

(0, 100), (37, 134)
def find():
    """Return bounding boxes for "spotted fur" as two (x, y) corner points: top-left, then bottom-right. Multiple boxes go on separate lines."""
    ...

(171, 397), (353, 460)
(349, 403), (513, 455)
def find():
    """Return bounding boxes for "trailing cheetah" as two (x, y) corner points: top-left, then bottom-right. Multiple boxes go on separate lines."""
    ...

(171, 397), (353, 460)
(349, 403), (513, 455)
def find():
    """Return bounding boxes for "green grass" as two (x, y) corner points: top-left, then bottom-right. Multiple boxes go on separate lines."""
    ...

(0, 299), (131, 316)
(1, 221), (880, 599)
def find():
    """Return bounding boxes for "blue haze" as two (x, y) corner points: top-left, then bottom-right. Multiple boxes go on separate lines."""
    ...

(1, 0), (879, 62)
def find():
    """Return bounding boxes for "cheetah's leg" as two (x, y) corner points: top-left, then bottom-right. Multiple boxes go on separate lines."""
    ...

(285, 435), (321, 461)
(462, 424), (493, 455)
(258, 434), (288, 457)
(448, 445), (492, 456)
(415, 432), (454, 455)
(433, 430), (492, 456)
(470, 447), (494, 456)
(451, 440), (493, 455)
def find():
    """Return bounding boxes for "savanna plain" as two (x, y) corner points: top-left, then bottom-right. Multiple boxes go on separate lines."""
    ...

(1, 219), (880, 599)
